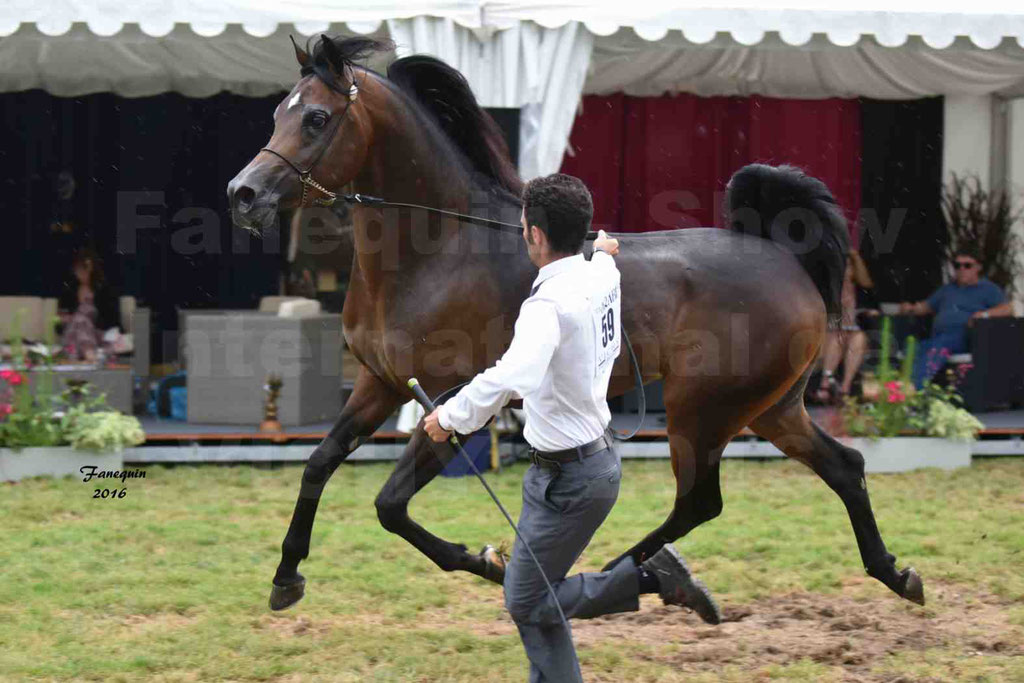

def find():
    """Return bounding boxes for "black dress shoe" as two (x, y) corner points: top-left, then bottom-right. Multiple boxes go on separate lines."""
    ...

(641, 544), (721, 625)
(480, 544), (506, 585)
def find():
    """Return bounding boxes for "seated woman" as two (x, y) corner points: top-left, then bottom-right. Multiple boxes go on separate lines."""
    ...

(816, 251), (875, 403)
(58, 249), (119, 362)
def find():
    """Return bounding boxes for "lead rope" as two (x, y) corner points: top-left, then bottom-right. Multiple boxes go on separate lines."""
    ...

(339, 193), (646, 440)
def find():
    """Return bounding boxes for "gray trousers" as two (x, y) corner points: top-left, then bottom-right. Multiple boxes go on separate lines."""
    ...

(503, 445), (640, 682)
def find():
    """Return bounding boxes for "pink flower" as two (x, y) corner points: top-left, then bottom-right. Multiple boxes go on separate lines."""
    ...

(886, 390), (906, 404)
(0, 403), (11, 417)
(0, 370), (23, 386)
(884, 381), (901, 391)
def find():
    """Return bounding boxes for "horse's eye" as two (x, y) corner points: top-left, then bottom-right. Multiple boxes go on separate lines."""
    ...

(308, 111), (329, 129)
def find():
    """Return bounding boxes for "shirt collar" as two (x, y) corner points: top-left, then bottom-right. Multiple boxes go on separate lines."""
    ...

(532, 253), (585, 292)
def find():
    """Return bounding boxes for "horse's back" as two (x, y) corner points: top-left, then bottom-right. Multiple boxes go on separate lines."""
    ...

(615, 227), (825, 324)
(606, 227), (826, 404)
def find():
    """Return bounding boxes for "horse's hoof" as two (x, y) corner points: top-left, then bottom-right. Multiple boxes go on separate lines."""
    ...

(269, 576), (306, 611)
(480, 545), (506, 585)
(898, 567), (925, 606)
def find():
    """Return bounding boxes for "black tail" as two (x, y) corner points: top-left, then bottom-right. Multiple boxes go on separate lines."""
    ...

(724, 164), (849, 324)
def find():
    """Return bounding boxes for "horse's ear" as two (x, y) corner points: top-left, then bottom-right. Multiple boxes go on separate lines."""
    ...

(320, 34), (343, 72)
(290, 35), (310, 68)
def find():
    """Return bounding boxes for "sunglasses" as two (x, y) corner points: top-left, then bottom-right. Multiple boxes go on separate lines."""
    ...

(954, 261), (978, 270)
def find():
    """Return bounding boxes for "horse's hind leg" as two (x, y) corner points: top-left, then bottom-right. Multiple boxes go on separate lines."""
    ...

(270, 367), (403, 610)
(750, 397), (925, 605)
(602, 414), (729, 572)
(374, 425), (494, 580)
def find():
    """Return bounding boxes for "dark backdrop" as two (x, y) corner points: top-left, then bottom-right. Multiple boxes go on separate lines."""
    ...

(0, 89), (521, 362)
(487, 107), (520, 168)
(1, 87), (940, 356)
(858, 97), (945, 302)
(0, 89), (287, 361)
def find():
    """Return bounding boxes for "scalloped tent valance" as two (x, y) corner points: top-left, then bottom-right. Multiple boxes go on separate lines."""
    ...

(3, 1), (1024, 48)
(4, 2), (1024, 180)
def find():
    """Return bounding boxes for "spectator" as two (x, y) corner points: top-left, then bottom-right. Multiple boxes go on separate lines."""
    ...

(901, 247), (1012, 388)
(57, 248), (119, 361)
(817, 251), (875, 402)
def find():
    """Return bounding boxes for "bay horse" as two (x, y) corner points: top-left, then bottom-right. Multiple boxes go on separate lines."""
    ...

(226, 35), (924, 613)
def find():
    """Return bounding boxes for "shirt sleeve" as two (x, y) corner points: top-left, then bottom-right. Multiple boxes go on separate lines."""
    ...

(984, 281), (1007, 307)
(925, 285), (946, 313)
(438, 298), (560, 434)
(591, 249), (618, 271)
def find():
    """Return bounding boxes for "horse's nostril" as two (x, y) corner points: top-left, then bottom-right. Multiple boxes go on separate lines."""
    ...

(233, 185), (257, 212)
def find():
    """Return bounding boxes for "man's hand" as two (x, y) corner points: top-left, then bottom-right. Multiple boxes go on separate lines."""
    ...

(594, 229), (619, 256)
(899, 301), (916, 315)
(424, 408), (452, 443)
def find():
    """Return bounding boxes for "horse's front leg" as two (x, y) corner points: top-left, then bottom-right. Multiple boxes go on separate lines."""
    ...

(270, 367), (403, 610)
(374, 424), (502, 582)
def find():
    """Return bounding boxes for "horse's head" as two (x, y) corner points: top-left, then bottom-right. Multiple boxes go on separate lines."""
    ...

(227, 35), (390, 233)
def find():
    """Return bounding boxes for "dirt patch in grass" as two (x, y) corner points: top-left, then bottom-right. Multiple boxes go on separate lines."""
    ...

(254, 579), (1021, 680)
(571, 578), (1022, 679)
(253, 614), (339, 639)
(120, 612), (198, 635)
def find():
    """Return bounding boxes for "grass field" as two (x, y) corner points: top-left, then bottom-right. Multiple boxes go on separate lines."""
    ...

(1, 456), (1023, 682)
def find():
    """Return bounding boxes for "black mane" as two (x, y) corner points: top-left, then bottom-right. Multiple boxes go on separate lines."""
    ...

(302, 36), (523, 198)
(303, 36), (392, 94)
(387, 55), (523, 197)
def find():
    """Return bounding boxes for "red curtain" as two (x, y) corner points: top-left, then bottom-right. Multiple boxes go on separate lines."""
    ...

(560, 93), (861, 237)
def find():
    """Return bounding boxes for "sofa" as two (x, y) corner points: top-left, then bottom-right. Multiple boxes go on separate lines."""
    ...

(948, 317), (1024, 412)
(1, 295), (150, 413)
(1, 295), (148, 374)
(181, 297), (343, 425)
(0, 296), (58, 341)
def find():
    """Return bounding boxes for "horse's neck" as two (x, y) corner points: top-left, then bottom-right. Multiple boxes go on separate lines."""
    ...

(347, 108), (513, 288)
(353, 98), (471, 211)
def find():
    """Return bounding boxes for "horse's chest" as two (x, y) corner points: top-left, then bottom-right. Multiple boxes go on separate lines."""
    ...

(341, 287), (432, 380)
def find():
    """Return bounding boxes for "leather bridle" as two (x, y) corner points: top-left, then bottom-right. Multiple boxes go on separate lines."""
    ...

(259, 80), (359, 208)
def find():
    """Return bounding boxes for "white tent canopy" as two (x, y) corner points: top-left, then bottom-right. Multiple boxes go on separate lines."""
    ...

(4, 0), (1024, 47)
(3, 1), (1024, 177)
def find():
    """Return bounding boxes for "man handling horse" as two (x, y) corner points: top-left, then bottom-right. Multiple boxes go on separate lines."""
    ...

(424, 173), (720, 682)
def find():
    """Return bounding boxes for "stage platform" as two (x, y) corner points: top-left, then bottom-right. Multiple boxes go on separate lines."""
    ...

(127, 408), (1024, 463)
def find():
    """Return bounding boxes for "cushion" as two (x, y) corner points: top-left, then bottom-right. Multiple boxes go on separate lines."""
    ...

(258, 296), (305, 313)
(0, 297), (57, 340)
(277, 299), (322, 318)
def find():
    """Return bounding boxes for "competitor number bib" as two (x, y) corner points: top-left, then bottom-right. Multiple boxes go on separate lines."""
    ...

(592, 284), (621, 377)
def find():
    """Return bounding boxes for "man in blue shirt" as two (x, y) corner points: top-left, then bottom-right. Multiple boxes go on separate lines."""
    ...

(900, 248), (1012, 387)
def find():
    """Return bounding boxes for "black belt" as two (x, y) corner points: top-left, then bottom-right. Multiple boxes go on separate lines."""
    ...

(528, 433), (612, 469)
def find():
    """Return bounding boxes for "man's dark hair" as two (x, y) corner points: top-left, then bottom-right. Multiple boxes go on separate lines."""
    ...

(954, 246), (982, 265)
(522, 173), (593, 255)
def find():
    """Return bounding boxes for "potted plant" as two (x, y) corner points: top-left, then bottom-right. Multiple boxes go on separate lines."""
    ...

(940, 173), (1022, 298)
(1, 322), (145, 483)
(839, 317), (982, 473)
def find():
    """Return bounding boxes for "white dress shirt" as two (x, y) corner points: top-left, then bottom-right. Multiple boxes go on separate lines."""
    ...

(438, 250), (622, 451)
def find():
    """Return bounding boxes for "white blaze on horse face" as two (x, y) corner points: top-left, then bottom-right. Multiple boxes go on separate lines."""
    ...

(287, 91), (302, 110)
